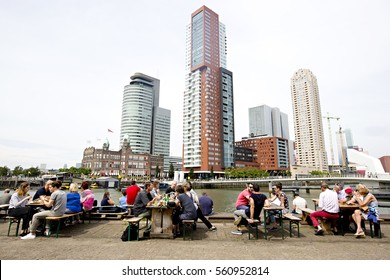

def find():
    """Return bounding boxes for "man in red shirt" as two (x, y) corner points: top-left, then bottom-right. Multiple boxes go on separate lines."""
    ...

(235, 183), (253, 210)
(126, 180), (141, 205)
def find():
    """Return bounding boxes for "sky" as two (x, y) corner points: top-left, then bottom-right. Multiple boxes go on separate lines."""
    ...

(1, 0), (389, 170)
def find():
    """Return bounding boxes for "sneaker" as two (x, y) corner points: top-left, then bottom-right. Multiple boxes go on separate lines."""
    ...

(209, 226), (217, 231)
(21, 233), (36, 240)
(233, 216), (242, 226)
(231, 230), (242, 235)
(44, 230), (50, 236)
(315, 229), (324, 236)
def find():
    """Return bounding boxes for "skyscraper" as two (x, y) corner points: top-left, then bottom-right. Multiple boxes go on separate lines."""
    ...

(291, 69), (328, 171)
(249, 105), (290, 139)
(120, 72), (171, 156)
(183, 6), (234, 175)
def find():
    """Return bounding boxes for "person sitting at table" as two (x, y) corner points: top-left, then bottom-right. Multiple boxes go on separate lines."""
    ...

(21, 180), (67, 240)
(199, 192), (214, 216)
(232, 184), (270, 235)
(101, 191), (115, 206)
(235, 183), (253, 210)
(292, 192), (307, 214)
(347, 184), (379, 238)
(172, 184), (197, 237)
(340, 188), (354, 203)
(126, 180), (141, 206)
(165, 181), (177, 195)
(0, 188), (12, 205)
(310, 182), (339, 236)
(33, 180), (53, 200)
(334, 183), (346, 202)
(80, 181), (95, 211)
(184, 182), (216, 231)
(32, 180), (53, 211)
(8, 182), (33, 236)
(132, 182), (160, 220)
(151, 179), (160, 197)
(119, 189), (127, 210)
(268, 182), (289, 230)
(65, 183), (82, 224)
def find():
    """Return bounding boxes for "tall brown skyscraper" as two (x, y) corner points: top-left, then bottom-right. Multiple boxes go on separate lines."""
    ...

(183, 6), (234, 177)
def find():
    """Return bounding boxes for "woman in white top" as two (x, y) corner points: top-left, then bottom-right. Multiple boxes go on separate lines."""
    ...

(8, 182), (33, 236)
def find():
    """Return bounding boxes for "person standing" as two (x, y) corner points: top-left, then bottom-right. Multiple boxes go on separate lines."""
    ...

(310, 182), (339, 236)
(126, 180), (141, 205)
(21, 180), (67, 240)
(8, 182), (33, 236)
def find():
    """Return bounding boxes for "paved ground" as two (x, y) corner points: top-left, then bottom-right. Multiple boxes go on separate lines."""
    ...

(0, 217), (389, 260)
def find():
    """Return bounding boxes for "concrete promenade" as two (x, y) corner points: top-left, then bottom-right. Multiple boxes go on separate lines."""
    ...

(0, 217), (389, 260)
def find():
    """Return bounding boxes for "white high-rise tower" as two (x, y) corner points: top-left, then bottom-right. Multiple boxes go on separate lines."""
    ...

(291, 69), (328, 172)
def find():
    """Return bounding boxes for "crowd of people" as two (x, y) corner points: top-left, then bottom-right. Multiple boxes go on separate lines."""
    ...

(0, 178), (381, 240)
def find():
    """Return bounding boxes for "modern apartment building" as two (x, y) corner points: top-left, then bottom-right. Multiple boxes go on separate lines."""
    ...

(235, 136), (289, 172)
(183, 6), (234, 176)
(291, 69), (328, 172)
(120, 73), (171, 157)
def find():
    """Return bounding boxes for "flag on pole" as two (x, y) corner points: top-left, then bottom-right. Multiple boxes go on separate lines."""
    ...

(108, 129), (113, 133)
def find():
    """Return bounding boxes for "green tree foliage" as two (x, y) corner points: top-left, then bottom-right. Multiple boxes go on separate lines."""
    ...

(58, 167), (91, 176)
(12, 166), (24, 176)
(168, 163), (174, 179)
(0, 166), (11, 177)
(189, 167), (194, 179)
(23, 167), (41, 177)
(155, 165), (160, 178)
(225, 167), (269, 179)
(210, 166), (214, 179)
(310, 170), (329, 176)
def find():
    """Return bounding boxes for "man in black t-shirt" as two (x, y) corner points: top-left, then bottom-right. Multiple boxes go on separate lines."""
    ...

(132, 182), (159, 218)
(232, 184), (270, 235)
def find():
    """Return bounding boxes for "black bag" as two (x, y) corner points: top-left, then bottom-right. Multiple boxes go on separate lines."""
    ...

(121, 224), (138, 241)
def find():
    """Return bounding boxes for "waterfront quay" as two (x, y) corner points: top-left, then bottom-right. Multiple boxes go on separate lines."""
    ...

(1, 216), (389, 260)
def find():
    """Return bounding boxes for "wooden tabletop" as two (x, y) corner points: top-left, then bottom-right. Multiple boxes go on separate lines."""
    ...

(264, 205), (284, 211)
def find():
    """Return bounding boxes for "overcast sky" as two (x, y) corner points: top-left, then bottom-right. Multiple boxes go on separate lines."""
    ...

(1, 0), (389, 170)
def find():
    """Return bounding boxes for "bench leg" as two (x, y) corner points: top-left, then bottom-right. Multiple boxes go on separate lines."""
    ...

(248, 223), (259, 240)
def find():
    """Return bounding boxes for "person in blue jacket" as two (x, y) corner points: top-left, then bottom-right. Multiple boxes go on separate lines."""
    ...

(65, 183), (82, 224)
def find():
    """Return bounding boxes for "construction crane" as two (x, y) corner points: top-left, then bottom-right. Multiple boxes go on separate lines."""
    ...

(323, 112), (340, 165)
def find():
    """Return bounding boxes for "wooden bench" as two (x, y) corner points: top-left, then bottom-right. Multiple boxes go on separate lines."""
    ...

(283, 214), (301, 237)
(6, 216), (21, 236)
(45, 212), (83, 238)
(182, 220), (196, 240)
(89, 211), (128, 220)
(300, 207), (315, 225)
(124, 216), (149, 241)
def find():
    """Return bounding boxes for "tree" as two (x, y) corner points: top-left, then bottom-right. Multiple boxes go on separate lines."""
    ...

(0, 166), (11, 177)
(12, 166), (24, 176)
(168, 163), (174, 179)
(155, 165), (160, 178)
(23, 167), (41, 177)
(210, 166), (214, 179)
(189, 167), (194, 180)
